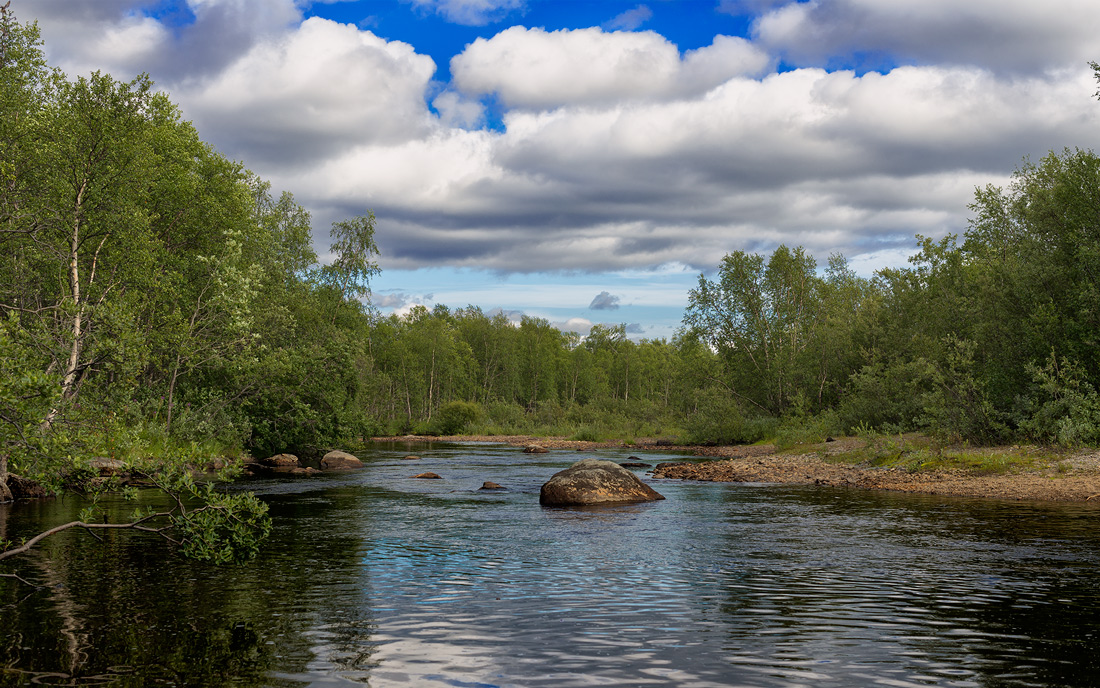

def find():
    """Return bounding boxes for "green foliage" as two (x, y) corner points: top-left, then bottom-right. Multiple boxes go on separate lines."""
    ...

(772, 411), (841, 451)
(1018, 354), (1100, 447)
(432, 400), (481, 435)
(173, 484), (272, 564)
(917, 336), (1007, 443)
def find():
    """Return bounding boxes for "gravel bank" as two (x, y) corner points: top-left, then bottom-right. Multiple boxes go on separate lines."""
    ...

(373, 435), (1100, 502)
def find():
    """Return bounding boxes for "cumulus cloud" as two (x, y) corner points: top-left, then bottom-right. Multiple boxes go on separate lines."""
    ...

(24, 1), (1100, 282)
(605, 4), (653, 31)
(34, 0), (301, 80)
(290, 61), (1095, 273)
(556, 317), (594, 336)
(174, 17), (438, 166)
(753, 0), (1100, 74)
(589, 291), (621, 310)
(624, 323), (645, 334)
(451, 27), (770, 109)
(432, 90), (486, 129)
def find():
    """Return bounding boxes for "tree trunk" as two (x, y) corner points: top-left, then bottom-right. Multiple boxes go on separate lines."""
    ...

(0, 454), (11, 503)
(42, 180), (89, 430)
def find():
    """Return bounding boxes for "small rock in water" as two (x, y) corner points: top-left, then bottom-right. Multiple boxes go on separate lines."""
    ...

(403, 455), (420, 460)
(619, 462), (651, 468)
(523, 444), (549, 454)
(412, 472), (442, 479)
(479, 481), (505, 490)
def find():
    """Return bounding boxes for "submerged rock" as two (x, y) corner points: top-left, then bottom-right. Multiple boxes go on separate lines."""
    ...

(412, 472), (442, 479)
(619, 462), (651, 468)
(403, 455), (421, 460)
(321, 451), (363, 471)
(479, 481), (505, 490)
(523, 445), (549, 454)
(539, 459), (665, 506)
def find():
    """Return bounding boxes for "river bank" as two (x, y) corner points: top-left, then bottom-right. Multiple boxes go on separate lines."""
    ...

(371, 434), (1100, 502)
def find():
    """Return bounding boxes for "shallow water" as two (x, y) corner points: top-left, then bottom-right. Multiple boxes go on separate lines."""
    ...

(2, 442), (1099, 687)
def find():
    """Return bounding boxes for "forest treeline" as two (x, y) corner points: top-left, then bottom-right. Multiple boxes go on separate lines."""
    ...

(4, 9), (1100, 496)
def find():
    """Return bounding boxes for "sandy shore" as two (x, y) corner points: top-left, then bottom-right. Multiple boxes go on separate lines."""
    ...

(372, 434), (1100, 502)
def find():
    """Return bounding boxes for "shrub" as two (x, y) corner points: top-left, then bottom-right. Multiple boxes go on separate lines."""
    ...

(433, 401), (482, 435)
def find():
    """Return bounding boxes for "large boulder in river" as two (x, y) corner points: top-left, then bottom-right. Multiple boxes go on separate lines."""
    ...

(321, 450), (364, 471)
(539, 459), (665, 506)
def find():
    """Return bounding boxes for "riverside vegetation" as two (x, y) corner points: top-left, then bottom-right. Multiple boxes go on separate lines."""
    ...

(4, 5), (1100, 562)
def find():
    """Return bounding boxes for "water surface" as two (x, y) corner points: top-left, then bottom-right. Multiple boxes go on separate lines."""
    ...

(2, 442), (1099, 686)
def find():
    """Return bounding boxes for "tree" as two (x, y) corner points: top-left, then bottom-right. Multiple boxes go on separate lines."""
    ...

(684, 245), (822, 415)
(320, 213), (379, 310)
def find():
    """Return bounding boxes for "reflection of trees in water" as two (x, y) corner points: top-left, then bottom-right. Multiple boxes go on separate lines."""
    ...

(0, 486), (376, 686)
(711, 486), (1100, 687)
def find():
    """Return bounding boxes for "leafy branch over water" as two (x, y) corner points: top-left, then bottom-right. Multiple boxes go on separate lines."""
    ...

(0, 466), (271, 568)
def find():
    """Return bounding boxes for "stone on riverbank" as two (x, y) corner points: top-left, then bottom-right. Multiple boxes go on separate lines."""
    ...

(539, 459), (665, 506)
(321, 451), (363, 471)
(6, 474), (49, 500)
(261, 453), (299, 467)
(88, 457), (127, 475)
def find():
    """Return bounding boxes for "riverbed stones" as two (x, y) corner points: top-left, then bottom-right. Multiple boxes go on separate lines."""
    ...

(321, 451), (364, 471)
(412, 472), (442, 479)
(539, 458), (665, 506)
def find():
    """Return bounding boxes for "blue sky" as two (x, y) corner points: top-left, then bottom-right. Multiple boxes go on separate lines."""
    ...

(27, 0), (1100, 339)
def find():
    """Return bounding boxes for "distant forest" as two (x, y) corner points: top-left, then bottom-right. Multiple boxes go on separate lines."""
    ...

(4, 9), (1100, 489)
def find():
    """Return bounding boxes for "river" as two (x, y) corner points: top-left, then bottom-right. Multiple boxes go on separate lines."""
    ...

(1, 441), (1099, 687)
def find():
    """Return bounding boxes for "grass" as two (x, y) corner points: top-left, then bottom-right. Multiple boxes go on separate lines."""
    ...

(809, 433), (1052, 474)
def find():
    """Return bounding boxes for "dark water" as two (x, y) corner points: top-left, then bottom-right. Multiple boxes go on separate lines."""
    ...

(2, 442), (1100, 687)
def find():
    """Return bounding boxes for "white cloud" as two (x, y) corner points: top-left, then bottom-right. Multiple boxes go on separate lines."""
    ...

(405, 0), (524, 25)
(754, 0), (1100, 73)
(432, 90), (486, 129)
(292, 61), (1099, 273)
(605, 4), (653, 31)
(451, 27), (770, 109)
(23, 1), (1100, 283)
(173, 17), (438, 165)
(34, 0), (301, 79)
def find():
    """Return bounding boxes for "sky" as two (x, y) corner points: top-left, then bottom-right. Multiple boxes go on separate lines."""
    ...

(24, 0), (1100, 340)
